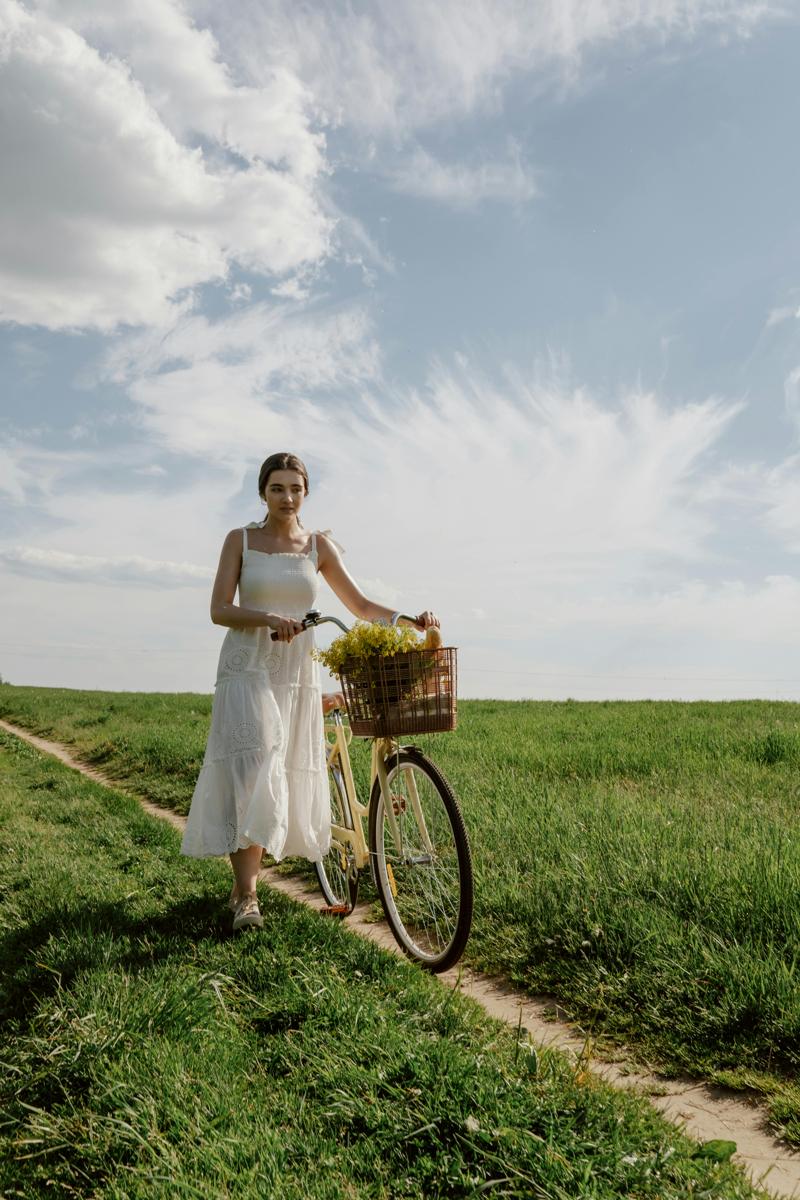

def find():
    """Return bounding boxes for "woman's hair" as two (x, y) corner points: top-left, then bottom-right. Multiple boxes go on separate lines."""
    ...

(257, 452), (310, 501)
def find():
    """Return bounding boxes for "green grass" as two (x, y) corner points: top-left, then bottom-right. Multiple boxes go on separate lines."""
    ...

(0, 729), (766, 1199)
(2, 685), (800, 1144)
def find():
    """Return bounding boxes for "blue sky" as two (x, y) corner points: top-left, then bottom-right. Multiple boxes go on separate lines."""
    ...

(2, 0), (800, 699)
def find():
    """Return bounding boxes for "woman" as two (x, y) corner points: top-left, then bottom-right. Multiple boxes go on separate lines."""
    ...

(181, 451), (439, 931)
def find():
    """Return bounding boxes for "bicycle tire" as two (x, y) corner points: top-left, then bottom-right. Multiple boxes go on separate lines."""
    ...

(316, 763), (359, 913)
(368, 747), (473, 972)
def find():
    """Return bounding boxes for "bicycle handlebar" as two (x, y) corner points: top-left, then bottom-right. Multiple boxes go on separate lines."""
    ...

(270, 610), (424, 640)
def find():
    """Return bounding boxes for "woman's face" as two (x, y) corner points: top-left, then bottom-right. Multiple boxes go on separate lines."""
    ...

(263, 469), (307, 524)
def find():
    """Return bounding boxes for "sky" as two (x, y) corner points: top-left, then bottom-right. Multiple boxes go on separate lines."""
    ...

(2, 0), (800, 701)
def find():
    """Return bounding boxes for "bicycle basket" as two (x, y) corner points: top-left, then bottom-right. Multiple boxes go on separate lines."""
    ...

(338, 646), (458, 737)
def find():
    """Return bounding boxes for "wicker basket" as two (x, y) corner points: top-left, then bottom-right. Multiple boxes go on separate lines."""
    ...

(339, 646), (458, 737)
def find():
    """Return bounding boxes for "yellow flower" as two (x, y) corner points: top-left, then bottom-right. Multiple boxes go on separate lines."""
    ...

(313, 622), (423, 675)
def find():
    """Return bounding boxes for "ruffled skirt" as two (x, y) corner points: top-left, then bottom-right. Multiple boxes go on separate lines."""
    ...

(181, 627), (331, 862)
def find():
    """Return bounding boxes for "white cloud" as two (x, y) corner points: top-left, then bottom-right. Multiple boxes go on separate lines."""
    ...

(94, 301), (381, 467)
(0, 0), (331, 331)
(229, 283), (253, 305)
(207, 0), (782, 138)
(35, 0), (324, 181)
(98, 301), (378, 388)
(766, 303), (800, 327)
(331, 208), (396, 279)
(388, 144), (538, 208)
(0, 546), (213, 587)
(270, 277), (311, 302)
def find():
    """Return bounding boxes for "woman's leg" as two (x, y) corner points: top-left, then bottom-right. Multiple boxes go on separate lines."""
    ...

(229, 843), (264, 904)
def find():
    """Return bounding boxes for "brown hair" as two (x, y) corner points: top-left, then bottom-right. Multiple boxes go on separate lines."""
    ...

(257, 452), (310, 501)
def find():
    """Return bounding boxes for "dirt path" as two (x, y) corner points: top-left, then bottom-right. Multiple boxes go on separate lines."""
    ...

(3, 716), (799, 1199)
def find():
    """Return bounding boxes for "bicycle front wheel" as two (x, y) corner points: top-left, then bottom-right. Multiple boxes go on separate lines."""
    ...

(368, 747), (473, 972)
(316, 763), (359, 913)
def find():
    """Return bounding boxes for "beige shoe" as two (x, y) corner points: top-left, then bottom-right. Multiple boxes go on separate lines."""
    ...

(228, 883), (239, 912)
(232, 893), (263, 931)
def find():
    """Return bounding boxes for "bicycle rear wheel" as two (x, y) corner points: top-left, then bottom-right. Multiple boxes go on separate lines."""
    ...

(368, 747), (472, 972)
(316, 763), (359, 913)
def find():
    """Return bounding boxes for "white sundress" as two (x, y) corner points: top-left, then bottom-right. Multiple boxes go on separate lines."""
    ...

(180, 527), (331, 863)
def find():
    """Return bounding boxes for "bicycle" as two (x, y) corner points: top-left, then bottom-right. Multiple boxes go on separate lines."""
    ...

(301, 610), (473, 973)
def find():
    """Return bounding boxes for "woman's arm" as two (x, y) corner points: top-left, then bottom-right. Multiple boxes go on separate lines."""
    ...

(210, 530), (303, 641)
(317, 534), (439, 629)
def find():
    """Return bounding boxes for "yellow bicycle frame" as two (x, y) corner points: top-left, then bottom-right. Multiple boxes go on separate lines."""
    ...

(323, 715), (434, 872)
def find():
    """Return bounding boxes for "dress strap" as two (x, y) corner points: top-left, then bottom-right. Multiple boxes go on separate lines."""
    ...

(241, 527), (248, 560)
(316, 529), (345, 555)
(310, 532), (317, 562)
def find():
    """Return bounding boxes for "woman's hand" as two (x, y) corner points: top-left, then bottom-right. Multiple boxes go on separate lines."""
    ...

(266, 613), (305, 642)
(415, 610), (440, 630)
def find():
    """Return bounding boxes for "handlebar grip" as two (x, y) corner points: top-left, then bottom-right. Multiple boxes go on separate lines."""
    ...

(394, 612), (423, 628)
(270, 609), (322, 641)
(270, 624), (304, 641)
(394, 614), (443, 644)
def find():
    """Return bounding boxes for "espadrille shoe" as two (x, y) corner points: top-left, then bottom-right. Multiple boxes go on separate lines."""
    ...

(232, 894), (263, 932)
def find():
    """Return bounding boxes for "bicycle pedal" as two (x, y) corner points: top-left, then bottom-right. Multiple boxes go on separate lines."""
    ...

(320, 904), (351, 918)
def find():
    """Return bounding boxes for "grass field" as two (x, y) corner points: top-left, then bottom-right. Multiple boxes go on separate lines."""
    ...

(2, 684), (799, 1145)
(0, 727), (767, 1199)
